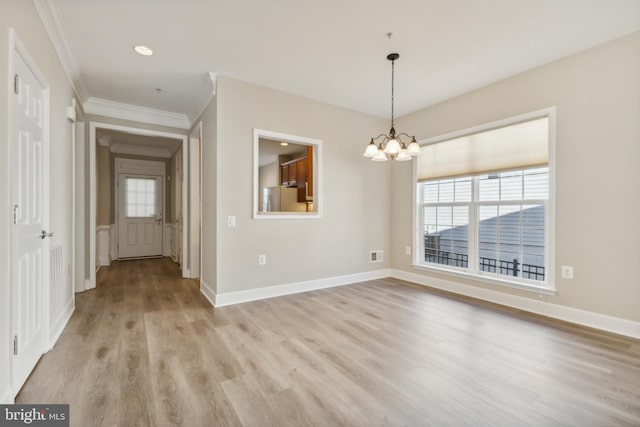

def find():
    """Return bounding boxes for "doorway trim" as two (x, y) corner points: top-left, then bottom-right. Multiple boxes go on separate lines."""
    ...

(188, 121), (202, 280)
(88, 122), (189, 289)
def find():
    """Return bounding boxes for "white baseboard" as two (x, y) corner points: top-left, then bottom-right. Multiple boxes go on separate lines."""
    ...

(164, 223), (175, 257)
(0, 386), (13, 404)
(109, 224), (116, 262)
(200, 279), (216, 307)
(213, 269), (391, 307)
(391, 269), (640, 340)
(49, 300), (74, 350)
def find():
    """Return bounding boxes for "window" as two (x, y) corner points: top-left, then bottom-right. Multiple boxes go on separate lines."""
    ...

(415, 109), (555, 291)
(126, 177), (157, 217)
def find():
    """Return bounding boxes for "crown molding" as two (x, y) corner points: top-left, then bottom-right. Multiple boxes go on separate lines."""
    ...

(98, 136), (171, 158)
(32, 0), (89, 103)
(187, 72), (217, 125)
(109, 143), (172, 158)
(84, 97), (191, 129)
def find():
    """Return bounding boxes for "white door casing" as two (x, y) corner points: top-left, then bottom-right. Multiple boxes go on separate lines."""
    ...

(189, 122), (202, 279)
(9, 31), (51, 395)
(89, 123), (188, 288)
(175, 151), (183, 266)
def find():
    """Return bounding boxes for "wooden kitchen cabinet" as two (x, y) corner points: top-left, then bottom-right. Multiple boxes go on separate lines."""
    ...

(280, 147), (313, 202)
(288, 162), (297, 186)
(306, 145), (313, 198)
(296, 158), (307, 202)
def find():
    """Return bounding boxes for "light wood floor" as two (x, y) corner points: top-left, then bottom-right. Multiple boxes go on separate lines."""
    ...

(17, 258), (640, 426)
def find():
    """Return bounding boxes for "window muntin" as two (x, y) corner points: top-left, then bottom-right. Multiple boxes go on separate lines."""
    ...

(126, 177), (157, 217)
(419, 167), (549, 286)
(422, 177), (471, 269)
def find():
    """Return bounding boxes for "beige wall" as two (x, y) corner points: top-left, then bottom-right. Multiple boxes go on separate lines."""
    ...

(169, 147), (182, 224)
(96, 149), (174, 226)
(212, 76), (391, 294)
(392, 32), (640, 322)
(96, 145), (111, 225)
(0, 0), (77, 401)
(194, 97), (218, 292)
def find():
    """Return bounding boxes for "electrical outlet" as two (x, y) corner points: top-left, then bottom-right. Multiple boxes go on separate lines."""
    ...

(561, 265), (574, 279)
(258, 254), (266, 265)
(405, 246), (411, 255)
(227, 216), (236, 227)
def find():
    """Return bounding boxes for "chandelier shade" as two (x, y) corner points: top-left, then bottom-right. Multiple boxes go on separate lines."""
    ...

(363, 53), (421, 162)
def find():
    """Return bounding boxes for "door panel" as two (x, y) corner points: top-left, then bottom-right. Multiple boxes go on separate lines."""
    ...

(11, 47), (49, 393)
(118, 174), (163, 258)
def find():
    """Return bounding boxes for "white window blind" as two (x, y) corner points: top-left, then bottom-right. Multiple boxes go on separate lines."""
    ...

(417, 117), (549, 181)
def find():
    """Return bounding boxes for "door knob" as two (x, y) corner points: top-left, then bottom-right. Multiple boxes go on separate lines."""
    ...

(40, 230), (54, 239)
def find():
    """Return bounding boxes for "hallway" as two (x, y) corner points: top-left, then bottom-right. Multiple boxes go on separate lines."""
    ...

(16, 259), (640, 426)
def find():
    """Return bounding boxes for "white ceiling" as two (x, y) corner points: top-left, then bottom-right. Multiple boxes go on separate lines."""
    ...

(44, 0), (640, 120)
(259, 138), (307, 167)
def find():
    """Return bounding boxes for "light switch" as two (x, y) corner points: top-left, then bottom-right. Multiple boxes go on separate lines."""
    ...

(227, 216), (236, 227)
(561, 265), (574, 279)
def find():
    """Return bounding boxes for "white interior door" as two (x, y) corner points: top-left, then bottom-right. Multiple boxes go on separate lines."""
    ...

(118, 174), (163, 258)
(11, 42), (50, 393)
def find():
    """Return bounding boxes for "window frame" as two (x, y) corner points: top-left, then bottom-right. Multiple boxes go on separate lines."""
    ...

(412, 108), (556, 294)
(125, 176), (159, 218)
(252, 128), (323, 220)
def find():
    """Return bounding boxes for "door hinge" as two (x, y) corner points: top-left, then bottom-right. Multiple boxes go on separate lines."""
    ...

(14, 74), (19, 94)
(13, 205), (18, 224)
(13, 335), (18, 356)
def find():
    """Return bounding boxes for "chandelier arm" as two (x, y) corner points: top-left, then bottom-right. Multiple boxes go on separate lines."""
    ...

(395, 132), (415, 142)
(371, 133), (389, 142)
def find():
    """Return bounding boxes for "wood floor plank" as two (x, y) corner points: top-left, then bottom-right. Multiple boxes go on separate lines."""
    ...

(15, 258), (640, 426)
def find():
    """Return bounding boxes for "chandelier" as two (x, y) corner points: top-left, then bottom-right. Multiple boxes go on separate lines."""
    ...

(363, 53), (421, 161)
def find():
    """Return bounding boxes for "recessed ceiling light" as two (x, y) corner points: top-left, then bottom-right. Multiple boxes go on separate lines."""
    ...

(133, 45), (153, 56)
(280, 142), (289, 146)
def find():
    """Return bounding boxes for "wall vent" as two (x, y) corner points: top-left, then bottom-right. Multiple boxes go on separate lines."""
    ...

(370, 250), (383, 263)
(51, 245), (64, 310)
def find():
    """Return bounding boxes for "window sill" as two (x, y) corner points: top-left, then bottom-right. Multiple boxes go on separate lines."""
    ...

(253, 212), (321, 220)
(411, 263), (557, 296)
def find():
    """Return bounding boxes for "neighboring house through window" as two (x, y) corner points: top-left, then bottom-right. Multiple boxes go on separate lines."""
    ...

(414, 108), (555, 292)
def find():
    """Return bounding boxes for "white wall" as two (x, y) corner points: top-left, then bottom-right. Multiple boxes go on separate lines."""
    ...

(211, 76), (391, 296)
(0, 0), (77, 401)
(392, 31), (640, 323)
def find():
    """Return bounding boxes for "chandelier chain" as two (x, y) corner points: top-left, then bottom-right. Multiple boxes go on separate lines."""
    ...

(363, 52), (419, 161)
(391, 58), (395, 129)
